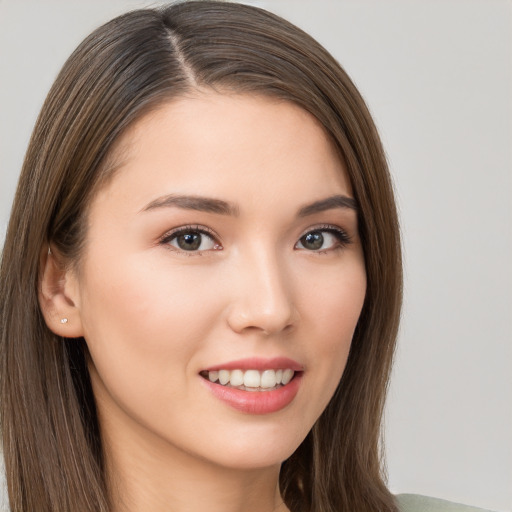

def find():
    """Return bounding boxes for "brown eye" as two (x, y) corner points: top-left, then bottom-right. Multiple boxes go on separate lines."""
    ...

(176, 233), (202, 251)
(165, 229), (219, 252)
(295, 228), (349, 252)
(299, 232), (324, 250)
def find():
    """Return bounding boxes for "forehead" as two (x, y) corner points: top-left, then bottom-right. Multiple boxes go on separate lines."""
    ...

(94, 91), (352, 214)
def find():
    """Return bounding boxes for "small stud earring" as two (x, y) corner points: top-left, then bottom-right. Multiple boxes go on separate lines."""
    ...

(60, 318), (68, 324)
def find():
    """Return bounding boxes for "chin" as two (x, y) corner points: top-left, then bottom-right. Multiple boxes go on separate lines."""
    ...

(189, 421), (309, 471)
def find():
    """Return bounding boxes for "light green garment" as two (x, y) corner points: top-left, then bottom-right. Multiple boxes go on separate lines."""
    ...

(396, 494), (494, 512)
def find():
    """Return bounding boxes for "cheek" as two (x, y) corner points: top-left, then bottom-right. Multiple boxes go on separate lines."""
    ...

(77, 251), (223, 402)
(298, 259), (366, 408)
(301, 255), (366, 341)
(81, 248), (220, 337)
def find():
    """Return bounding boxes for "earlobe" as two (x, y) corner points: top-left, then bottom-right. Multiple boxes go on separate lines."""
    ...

(38, 245), (84, 338)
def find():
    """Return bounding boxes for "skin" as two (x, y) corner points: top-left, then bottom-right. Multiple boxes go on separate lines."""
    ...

(41, 92), (366, 512)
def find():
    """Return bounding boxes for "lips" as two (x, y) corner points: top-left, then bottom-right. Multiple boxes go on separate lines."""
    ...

(203, 357), (303, 372)
(200, 357), (303, 414)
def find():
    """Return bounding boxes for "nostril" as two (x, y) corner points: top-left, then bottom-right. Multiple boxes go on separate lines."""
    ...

(226, 305), (299, 336)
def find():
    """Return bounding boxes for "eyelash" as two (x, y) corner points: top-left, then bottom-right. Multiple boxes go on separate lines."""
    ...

(158, 224), (352, 255)
(297, 224), (352, 253)
(159, 225), (221, 256)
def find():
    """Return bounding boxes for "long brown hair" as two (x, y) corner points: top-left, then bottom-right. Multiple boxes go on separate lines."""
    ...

(0, 2), (402, 511)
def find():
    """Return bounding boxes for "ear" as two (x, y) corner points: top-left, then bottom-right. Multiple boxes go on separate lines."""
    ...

(38, 245), (84, 337)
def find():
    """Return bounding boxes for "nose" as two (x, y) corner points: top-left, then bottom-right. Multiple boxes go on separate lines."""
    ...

(226, 248), (299, 336)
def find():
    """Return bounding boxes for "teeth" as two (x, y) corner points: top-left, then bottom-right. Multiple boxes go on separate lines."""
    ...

(219, 370), (230, 385)
(282, 369), (294, 385)
(260, 369), (277, 388)
(243, 370), (261, 388)
(230, 369), (244, 387)
(204, 369), (296, 389)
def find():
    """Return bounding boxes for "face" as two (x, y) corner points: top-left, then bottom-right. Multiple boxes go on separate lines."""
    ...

(71, 92), (366, 470)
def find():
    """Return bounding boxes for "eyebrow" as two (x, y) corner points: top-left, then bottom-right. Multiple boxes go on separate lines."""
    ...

(297, 195), (358, 217)
(141, 193), (357, 217)
(141, 194), (240, 216)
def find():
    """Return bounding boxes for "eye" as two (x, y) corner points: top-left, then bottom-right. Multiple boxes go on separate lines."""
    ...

(295, 227), (350, 252)
(161, 226), (221, 253)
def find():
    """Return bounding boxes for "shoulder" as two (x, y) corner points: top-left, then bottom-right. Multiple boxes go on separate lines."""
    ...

(396, 494), (495, 512)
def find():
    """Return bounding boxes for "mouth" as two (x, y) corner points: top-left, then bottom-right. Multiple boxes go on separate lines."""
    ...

(199, 368), (296, 392)
(199, 358), (304, 414)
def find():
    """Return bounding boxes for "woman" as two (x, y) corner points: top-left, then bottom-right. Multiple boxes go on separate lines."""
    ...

(0, 2), (493, 511)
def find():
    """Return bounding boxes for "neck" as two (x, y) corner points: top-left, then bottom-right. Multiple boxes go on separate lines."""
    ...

(102, 414), (289, 512)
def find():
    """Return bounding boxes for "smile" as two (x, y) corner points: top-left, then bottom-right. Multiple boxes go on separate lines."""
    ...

(201, 369), (295, 391)
(200, 357), (303, 413)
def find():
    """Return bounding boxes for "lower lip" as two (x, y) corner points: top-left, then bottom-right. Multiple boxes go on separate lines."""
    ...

(201, 373), (303, 414)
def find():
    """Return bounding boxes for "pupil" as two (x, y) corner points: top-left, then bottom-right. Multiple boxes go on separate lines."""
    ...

(178, 233), (201, 250)
(303, 232), (323, 250)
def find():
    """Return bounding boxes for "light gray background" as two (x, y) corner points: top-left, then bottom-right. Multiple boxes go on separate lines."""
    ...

(0, 1), (510, 511)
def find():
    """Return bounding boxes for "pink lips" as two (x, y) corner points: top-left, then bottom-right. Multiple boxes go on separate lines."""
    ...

(200, 357), (304, 415)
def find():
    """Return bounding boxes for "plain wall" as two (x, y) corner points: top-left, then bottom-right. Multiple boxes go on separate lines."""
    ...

(0, 1), (510, 511)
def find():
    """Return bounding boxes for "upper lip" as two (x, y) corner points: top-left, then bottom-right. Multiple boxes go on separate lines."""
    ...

(203, 357), (304, 372)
